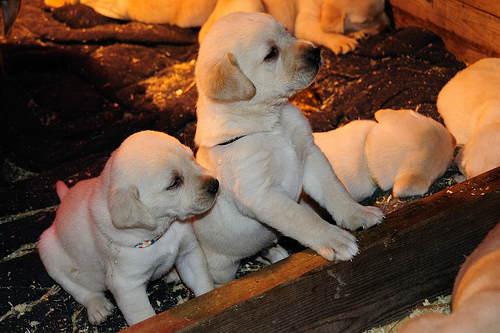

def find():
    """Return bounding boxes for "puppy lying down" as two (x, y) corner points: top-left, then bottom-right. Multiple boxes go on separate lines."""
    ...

(193, 12), (384, 286)
(397, 223), (500, 333)
(313, 109), (456, 201)
(199, 0), (390, 54)
(38, 130), (218, 326)
(437, 57), (500, 179)
(44, 0), (389, 55)
(43, 0), (217, 27)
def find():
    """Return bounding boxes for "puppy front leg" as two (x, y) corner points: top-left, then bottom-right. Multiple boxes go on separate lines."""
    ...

(108, 281), (155, 326)
(175, 229), (215, 296)
(250, 191), (358, 261)
(303, 146), (384, 230)
(295, 21), (358, 54)
(202, 250), (241, 287)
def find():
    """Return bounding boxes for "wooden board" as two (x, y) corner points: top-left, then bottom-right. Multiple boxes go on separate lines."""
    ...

(389, 0), (500, 63)
(122, 167), (500, 332)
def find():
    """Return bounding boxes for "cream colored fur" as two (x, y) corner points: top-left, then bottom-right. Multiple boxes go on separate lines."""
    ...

(44, 0), (217, 27)
(199, 0), (389, 54)
(192, 12), (384, 286)
(437, 58), (500, 179)
(38, 130), (218, 326)
(314, 109), (456, 201)
(398, 223), (500, 333)
(45, 0), (388, 55)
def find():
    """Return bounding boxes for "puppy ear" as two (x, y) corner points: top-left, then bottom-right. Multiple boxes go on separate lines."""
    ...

(109, 184), (157, 231)
(199, 53), (256, 102)
(320, 2), (346, 33)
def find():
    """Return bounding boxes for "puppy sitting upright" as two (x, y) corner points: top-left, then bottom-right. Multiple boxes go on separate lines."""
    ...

(38, 130), (218, 326)
(193, 12), (384, 285)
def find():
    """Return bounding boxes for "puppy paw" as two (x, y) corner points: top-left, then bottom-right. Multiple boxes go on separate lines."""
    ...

(86, 296), (115, 325)
(313, 225), (358, 261)
(348, 31), (368, 40)
(339, 205), (384, 231)
(257, 243), (290, 264)
(327, 35), (359, 54)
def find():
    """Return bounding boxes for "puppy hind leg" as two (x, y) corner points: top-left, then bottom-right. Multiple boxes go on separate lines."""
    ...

(54, 275), (114, 324)
(38, 231), (115, 324)
(392, 173), (431, 198)
(51, 275), (114, 325)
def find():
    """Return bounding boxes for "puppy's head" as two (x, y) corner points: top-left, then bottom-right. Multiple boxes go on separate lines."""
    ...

(107, 131), (219, 231)
(196, 12), (322, 103)
(321, 0), (389, 36)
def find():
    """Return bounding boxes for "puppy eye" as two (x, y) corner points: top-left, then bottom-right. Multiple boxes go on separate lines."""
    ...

(166, 177), (182, 190)
(264, 45), (279, 61)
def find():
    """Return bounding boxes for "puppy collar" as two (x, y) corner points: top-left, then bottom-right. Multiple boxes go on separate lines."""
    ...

(109, 234), (164, 249)
(218, 135), (246, 146)
(133, 234), (164, 248)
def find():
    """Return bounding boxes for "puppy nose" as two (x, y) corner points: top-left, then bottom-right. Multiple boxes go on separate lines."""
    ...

(306, 46), (322, 66)
(205, 177), (219, 195)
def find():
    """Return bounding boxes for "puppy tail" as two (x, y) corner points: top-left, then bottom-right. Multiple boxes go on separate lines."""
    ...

(55, 180), (69, 201)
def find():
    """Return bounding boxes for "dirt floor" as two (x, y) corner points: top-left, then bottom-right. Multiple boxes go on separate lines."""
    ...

(0, 0), (466, 331)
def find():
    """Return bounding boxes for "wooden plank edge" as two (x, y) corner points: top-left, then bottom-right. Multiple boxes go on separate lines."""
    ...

(122, 166), (500, 332)
(389, 0), (500, 64)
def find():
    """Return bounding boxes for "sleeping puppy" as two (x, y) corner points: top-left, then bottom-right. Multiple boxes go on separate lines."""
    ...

(313, 109), (456, 201)
(38, 130), (218, 326)
(43, 0), (217, 27)
(193, 12), (384, 286)
(397, 223), (500, 333)
(437, 58), (500, 179)
(198, 0), (389, 54)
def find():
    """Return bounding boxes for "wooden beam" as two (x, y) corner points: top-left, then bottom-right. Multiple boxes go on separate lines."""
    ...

(122, 167), (500, 333)
(389, 0), (500, 64)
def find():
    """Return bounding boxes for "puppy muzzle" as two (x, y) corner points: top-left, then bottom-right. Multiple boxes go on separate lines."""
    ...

(204, 177), (219, 196)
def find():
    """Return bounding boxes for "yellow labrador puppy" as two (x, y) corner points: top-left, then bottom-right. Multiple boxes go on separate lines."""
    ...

(44, 0), (217, 27)
(398, 223), (500, 333)
(38, 130), (218, 326)
(193, 12), (384, 285)
(199, 0), (389, 54)
(314, 109), (456, 201)
(437, 58), (500, 179)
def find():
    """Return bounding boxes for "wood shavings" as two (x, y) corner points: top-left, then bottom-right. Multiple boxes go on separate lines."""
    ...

(364, 295), (451, 333)
(141, 61), (196, 108)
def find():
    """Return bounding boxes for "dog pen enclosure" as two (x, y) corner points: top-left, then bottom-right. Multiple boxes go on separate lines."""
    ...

(0, 0), (499, 332)
(123, 0), (500, 332)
